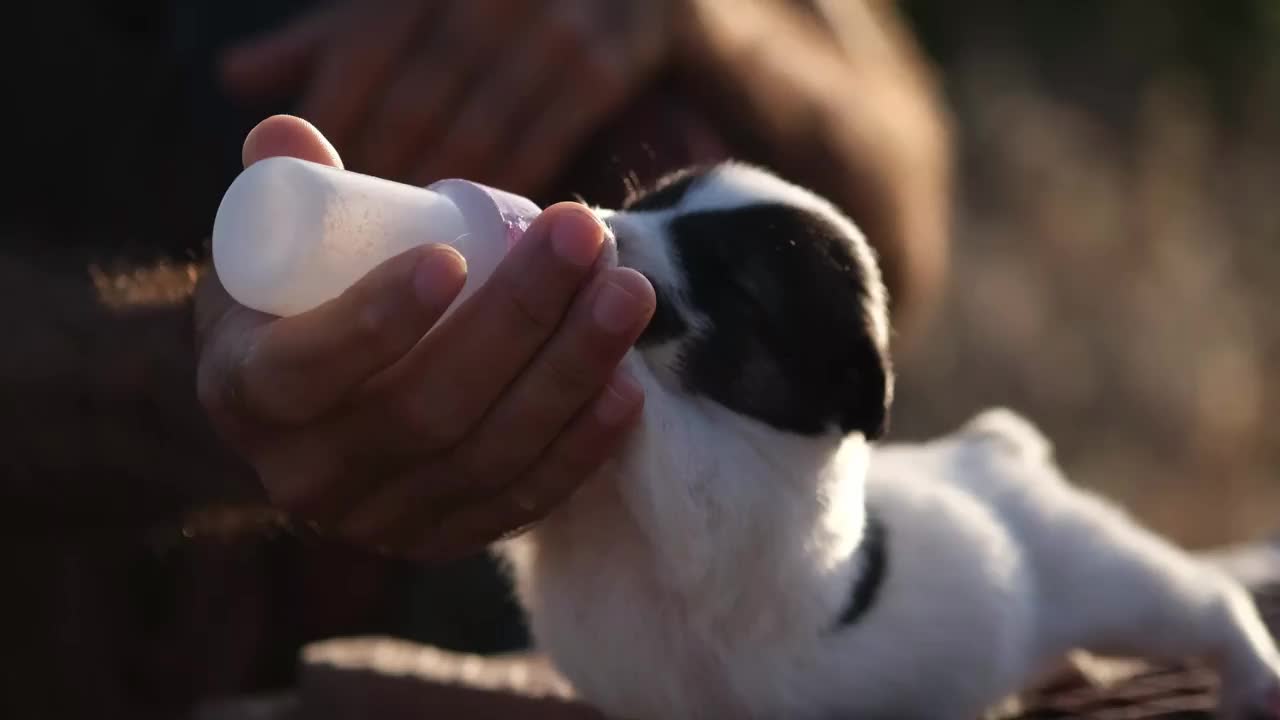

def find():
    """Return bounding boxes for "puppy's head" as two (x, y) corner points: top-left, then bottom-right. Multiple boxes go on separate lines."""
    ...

(601, 163), (893, 439)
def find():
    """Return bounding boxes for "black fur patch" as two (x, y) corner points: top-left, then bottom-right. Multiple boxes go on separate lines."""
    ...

(834, 511), (888, 628)
(667, 203), (890, 438)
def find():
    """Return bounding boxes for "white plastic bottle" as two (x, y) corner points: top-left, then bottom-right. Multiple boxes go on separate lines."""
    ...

(212, 156), (541, 317)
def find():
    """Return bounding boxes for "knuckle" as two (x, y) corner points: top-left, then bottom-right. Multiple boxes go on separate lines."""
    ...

(352, 302), (382, 340)
(392, 396), (432, 439)
(583, 318), (633, 365)
(204, 353), (308, 429)
(502, 280), (565, 336)
(395, 396), (465, 449)
(231, 334), (317, 425)
(351, 302), (402, 359)
(542, 352), (595, 398)
(195, 327), (257, 423)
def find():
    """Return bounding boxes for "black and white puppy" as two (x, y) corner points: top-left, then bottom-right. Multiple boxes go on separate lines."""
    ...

(498, 163), (1280, 720)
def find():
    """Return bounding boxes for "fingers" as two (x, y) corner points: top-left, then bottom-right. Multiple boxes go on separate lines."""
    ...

(247, 425), (356, 522)
(240, 202), (610, 523)
(355, 203), (609, 451)
(258, 205), (648, 552)
(414, 371), (645, 563)
(233, 243), (467, 425)
(196, 114), (353, 443)
(333, 267), (653, 544)
(200, 113), (462, 428)
(447, 268), (654, 494)
(194, 269), (275, 443)
(194, 263), (260, 355)
(337, 369), (645, 560)
(242, 114), (344, 169)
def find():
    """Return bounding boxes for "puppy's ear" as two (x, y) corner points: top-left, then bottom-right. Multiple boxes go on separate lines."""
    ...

(839, 341), (893, 440)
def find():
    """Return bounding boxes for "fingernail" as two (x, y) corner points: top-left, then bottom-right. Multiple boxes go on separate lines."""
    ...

(551, 208), (604, 267)
(414, 246), (467, 307)
(592, 280), (646, 335)
(595, 372), (643, 426)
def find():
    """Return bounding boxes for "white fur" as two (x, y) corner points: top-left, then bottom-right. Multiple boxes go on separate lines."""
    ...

(498, 166), (1280, 719)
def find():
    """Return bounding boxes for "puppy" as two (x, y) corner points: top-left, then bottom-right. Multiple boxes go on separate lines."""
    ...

(498, 163), (1280, 719)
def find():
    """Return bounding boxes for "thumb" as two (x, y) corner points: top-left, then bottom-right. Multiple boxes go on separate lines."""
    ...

(242, 114), (345, 170)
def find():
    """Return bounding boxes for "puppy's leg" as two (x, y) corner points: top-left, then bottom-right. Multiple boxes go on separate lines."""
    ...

(1032, 490), (1280, 719)
(955, 411), (1279, 717)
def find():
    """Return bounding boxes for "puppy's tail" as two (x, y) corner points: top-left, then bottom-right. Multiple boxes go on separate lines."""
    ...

(959, 407), (1054, 464)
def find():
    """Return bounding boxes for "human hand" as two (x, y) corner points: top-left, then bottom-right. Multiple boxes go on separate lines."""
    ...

(220, 0), (680, 195)
(195, 115), (655, 562)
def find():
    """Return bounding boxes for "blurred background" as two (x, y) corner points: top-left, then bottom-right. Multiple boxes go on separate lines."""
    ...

(2, 1), (1277, 717)
(891, 1), (1280, 547)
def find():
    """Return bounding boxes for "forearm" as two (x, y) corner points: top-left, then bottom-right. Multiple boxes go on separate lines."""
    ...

(0, 246), (259, 530)
(673, 0), (952, 341)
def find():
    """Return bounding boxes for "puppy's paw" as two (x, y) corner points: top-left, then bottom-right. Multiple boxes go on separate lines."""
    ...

(1220, 665), (1280, 720)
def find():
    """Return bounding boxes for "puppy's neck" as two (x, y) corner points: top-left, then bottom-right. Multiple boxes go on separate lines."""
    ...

(537, 352), (871, 630)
